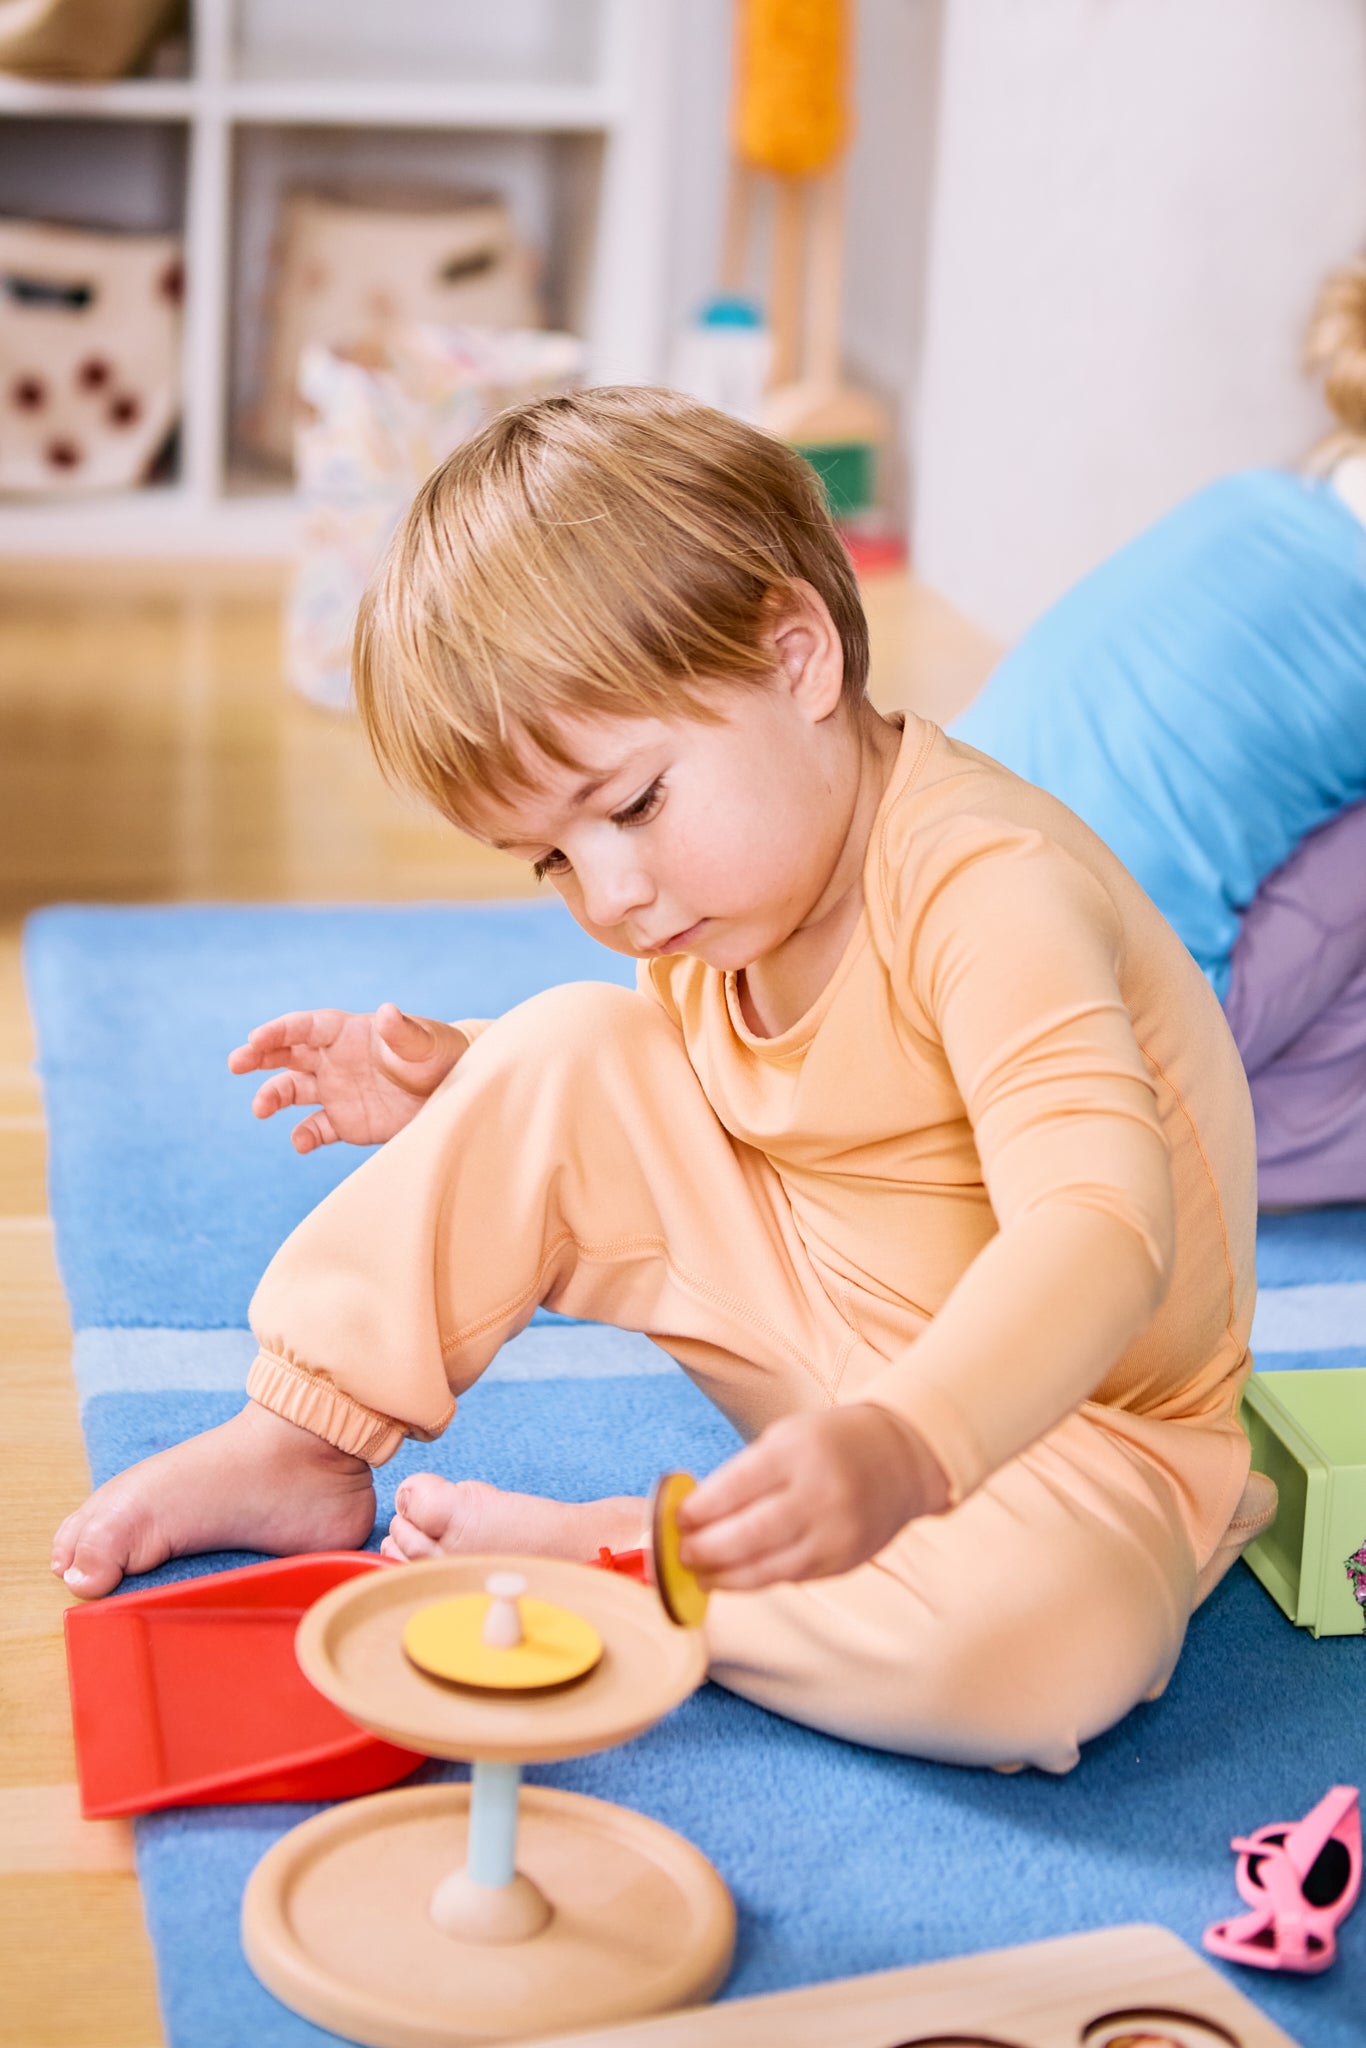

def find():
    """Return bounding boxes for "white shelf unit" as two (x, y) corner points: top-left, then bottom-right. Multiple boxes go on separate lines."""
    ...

(0, 0), (679, 556)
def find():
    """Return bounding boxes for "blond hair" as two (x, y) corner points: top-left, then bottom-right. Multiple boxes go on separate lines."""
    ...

(1304, 259), (1366, 472)
(353, 385), (868, 825)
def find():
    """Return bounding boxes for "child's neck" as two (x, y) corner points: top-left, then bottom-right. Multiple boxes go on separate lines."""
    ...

(737, 706), (906, 1039)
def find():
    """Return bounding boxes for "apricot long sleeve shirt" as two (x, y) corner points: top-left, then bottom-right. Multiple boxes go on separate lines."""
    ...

(638, 718), (1257, 1525)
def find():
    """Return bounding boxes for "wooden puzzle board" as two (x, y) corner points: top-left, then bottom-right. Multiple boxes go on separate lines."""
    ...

(522, 1924), (1300, 2048)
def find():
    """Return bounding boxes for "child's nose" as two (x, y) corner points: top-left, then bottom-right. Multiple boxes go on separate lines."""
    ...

(578, 852), (652, 929)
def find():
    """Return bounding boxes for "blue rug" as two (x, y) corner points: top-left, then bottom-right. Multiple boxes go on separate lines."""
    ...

(25, 903), (1366, 2048)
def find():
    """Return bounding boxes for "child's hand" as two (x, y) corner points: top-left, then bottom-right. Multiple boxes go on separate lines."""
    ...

(674, 1405), (950, 1590)
(227, 1004), (468, 1152)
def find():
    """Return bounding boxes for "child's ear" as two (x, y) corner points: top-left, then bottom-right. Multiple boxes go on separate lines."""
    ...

(770, 580), (845, 722)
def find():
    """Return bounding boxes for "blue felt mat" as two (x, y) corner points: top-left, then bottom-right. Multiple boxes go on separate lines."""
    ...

(25, 903), (1366, 2048)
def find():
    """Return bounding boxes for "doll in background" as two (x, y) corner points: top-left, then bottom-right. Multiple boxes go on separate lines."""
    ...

(951, 262), (1366, 1208)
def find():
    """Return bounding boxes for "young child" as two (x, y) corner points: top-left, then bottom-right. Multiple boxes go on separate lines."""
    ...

(52, 388), (1269, 1773)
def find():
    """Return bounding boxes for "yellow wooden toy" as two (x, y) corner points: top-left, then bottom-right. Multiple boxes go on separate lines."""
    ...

(651, 1471), (710, 1630)
(402, 1571), (604, 1691)
(733, 0), (848, 181)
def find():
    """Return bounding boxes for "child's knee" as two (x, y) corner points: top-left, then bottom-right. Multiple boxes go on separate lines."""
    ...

(477, 980), (672, 1071)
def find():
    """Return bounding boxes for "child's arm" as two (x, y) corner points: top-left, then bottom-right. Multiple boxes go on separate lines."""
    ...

(681, 828), (1179, 1588)
(228, 1003), (471, 1151)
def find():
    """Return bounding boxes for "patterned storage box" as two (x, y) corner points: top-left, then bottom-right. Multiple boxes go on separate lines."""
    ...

(0, 217), (183, 495)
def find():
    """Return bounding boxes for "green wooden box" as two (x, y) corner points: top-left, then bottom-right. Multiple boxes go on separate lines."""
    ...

(1239, 1367), (1366, 1637)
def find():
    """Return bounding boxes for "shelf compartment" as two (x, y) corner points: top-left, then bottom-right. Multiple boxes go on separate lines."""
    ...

(230, 0), (604, 90)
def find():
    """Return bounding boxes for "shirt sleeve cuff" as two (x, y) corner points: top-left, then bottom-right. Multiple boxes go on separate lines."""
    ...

(856, 1368), (988, 1508)
(246, 1346), (454, 1466)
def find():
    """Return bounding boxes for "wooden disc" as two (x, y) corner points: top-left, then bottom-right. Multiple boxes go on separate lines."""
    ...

(295, 1554), (707, 1764)
(242, 1780), (736, 2048)
(651, 1471), (710, 1629)
(402, 1593), (602, 1692)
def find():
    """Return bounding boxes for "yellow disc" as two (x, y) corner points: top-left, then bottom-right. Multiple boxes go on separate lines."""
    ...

(651, 1472), (710, 1629)
(402, 1594), (602, 1692)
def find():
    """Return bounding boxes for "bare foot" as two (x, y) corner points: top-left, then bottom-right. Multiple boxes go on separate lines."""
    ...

(52, 1400), (376, 1599)
(381, 1474), (647, 1568)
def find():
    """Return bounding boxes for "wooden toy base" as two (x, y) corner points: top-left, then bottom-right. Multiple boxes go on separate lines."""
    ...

(512, 1923), (1301, 2048)
(241, 1780), (735, 2048)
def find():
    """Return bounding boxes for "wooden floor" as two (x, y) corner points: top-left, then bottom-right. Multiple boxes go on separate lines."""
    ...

(0, 559), (997, 2048)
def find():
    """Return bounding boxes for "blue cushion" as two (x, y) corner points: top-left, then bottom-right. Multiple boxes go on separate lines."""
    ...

(950, 471), (1366, 997)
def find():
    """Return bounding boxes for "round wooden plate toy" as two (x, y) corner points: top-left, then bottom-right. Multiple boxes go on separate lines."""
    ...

(241, 1477), (730, 2047)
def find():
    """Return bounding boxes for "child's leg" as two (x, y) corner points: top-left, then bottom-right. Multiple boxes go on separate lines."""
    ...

(56, 981), (866, 1594)
(1222, 799), (1366, 1205)
(243, 980), (868, 1461)
(703, 1404), (1197, 1771)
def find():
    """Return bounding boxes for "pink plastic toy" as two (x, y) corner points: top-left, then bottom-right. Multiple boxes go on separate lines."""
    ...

(1203, 1783), (1361, 1973)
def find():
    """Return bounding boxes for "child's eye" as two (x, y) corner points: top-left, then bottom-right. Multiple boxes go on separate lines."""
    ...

(531, 779), (662, 882)
(611, 778), (664, 829)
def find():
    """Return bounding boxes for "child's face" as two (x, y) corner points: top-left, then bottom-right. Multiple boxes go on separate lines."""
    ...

(464, 682), (860, 971)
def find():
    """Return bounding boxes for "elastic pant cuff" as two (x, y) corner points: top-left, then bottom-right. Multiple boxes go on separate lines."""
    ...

(246, 1347), (422, 1465)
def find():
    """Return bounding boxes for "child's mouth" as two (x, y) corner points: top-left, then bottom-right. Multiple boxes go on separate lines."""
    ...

(645, 920), (707, 955)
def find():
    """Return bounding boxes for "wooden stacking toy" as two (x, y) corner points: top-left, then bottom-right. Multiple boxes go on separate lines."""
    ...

(242, 1479), (731, 2047)
(723, 0), (891, 516)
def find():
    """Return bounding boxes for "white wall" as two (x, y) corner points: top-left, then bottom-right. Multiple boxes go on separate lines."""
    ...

(911, 0), (1366, 638)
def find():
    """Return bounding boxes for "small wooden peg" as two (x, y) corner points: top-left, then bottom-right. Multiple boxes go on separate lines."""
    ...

(482, 1571), (527, 1649)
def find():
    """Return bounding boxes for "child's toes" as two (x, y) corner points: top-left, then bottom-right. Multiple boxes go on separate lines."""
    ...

(395, 1472), (495, 1548)
(53, 1487), (159, 1599)
(383, 1512), (443, 1562)
(57, 1520), (130, 1599)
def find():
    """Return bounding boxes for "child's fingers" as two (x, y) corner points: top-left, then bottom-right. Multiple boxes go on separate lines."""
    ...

(375, 1004), (440, 1063)
(248, 1009), (342, 1056)
(678, 1487), (795, 1576)
(251, 1071), (320, 1120)
(229, 1035), (322, 1077)
(695, 1538), (812, 1593)
(292, 1111), (338, 1154)
(676, 1428), (791, 1530)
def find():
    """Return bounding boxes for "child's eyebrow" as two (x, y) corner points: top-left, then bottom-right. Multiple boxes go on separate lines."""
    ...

(488, 754), (651, 849)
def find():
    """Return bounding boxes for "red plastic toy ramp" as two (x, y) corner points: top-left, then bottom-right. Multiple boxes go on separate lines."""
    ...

(65, 1552), (424, 1819)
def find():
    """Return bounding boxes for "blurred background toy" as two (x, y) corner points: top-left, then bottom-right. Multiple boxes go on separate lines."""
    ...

(288, 320), (581, 709)
(0, 216), (182, 494)
(251, 186), (540, 472)
(724, 0), (890, 521)
(0, 0), (181, 82)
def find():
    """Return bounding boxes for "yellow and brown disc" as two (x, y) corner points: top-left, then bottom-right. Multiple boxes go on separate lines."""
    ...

(651, 1471), (710, 1629)
(402, 1593), (602, 1691)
